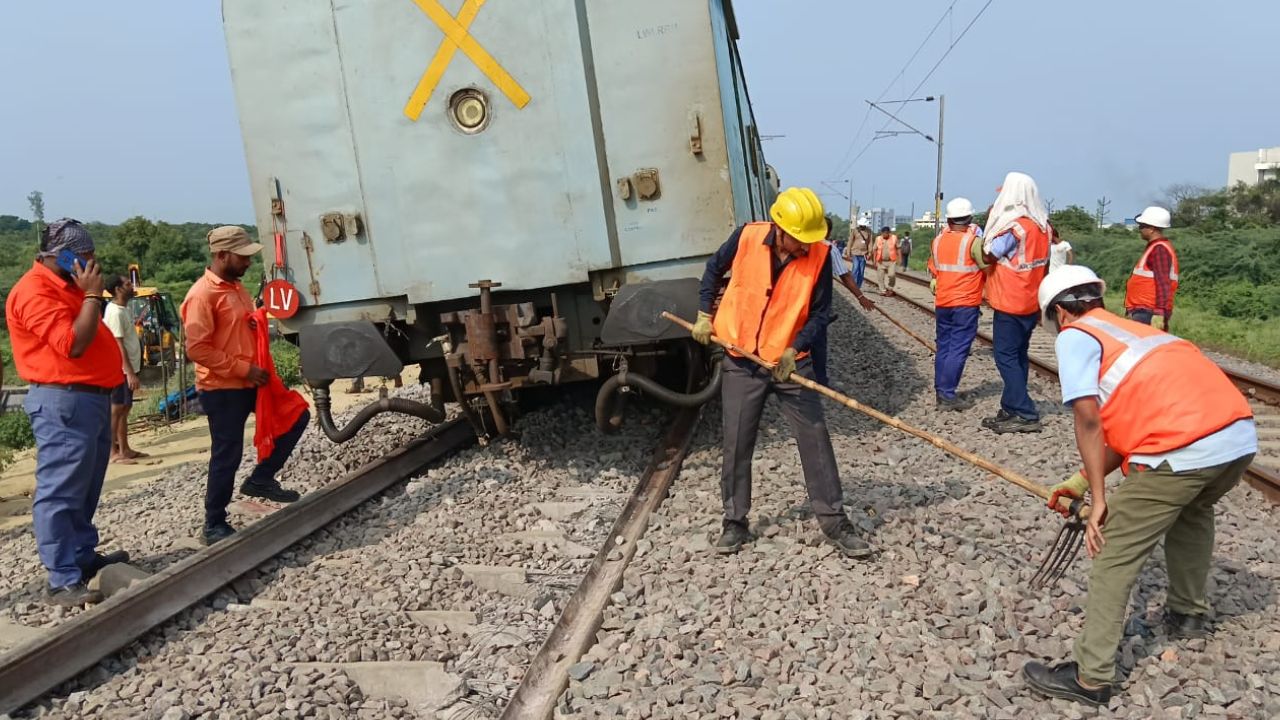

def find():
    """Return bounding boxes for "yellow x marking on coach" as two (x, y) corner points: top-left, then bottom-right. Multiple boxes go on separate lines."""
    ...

(403, 0), (531, 121)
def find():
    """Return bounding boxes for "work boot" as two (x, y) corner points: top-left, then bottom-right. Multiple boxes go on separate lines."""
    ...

(47, 582), (104, 607)
(241, 479), (301, 504)
(823, 518), (873, 559)
(1165, 610), (1210, 639)
(77, 550), (130, 581)
(1022, 661), (1112, 706)
(936, 393), (975, 412)
(715, 521), (753, 555)
(987, 413), (1042, 434)
(202, 521), (237, 546)
(981, 409), (1012, 428)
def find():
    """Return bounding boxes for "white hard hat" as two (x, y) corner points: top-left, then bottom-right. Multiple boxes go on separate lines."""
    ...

(1038, 265), (1106, 316)
(945, 197), (975, 219)
(1134, 206), (1171, 228)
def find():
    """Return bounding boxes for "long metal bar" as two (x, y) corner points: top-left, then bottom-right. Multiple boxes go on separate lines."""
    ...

(0, 418), (476, 715)
(502, 407), (700, 720)
(934, 95), (945, 232)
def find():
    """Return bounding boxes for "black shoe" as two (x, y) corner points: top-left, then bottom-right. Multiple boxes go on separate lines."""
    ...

(1165, 610), (1210, 639)
(987, 414), (1042, 434)
(77, 550), (130, 581)
(1023, 661), (1112, 706)
(47, 582), (104, 607)
(715, 521), (753, 555)
(936, 394), (975, 412)
(202, 521), (237, 545)
(241, 480), (301, 503)
(823, 519), (873, 559)
(981, 409), (1012, 428)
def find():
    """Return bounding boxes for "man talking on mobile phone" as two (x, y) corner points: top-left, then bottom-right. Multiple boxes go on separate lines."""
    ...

(5, 219), (129, 606)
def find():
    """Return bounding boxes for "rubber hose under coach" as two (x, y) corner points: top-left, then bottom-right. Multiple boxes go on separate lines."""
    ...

(312, 384), (447, 443)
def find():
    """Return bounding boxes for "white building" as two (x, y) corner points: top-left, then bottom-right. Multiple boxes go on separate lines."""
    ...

(1227, 147), (1280, 187)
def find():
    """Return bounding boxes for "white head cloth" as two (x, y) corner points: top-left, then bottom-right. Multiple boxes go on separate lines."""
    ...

(983, 172), (1049, 250)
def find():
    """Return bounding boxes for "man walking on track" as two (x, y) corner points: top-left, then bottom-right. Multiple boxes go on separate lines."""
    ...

(899, 231), (913, 270)
(5, 219), (129, 606)
(691, 187), (871, 558)
(1124, 206), (1178, 330)
(927, 198), (985, 411)
(182, 226), (309, 545)
(1023, 265), (1257, 706)
(843, 224), (871, 289)
(981, 172), (1052, 434)
(873, 226), (899, 296)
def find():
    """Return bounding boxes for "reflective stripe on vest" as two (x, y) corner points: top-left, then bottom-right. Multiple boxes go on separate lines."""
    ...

(930, 225), (984, 308)
(986, 218), (1050, 315)
(1124, 238), (1180, 310)
(711, 223), (827, 364)
(1063, 308), (1253, 469)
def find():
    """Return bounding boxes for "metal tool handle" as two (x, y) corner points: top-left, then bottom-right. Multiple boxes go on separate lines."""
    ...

(661, 311), (1090, 520)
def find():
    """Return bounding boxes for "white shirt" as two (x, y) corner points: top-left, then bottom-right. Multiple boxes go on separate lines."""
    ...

(1049, 241), (1073, 273)
(104, 301), (142, 373)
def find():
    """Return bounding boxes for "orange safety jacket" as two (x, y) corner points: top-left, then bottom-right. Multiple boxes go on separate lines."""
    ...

(712, 222), (828, 364)
(986, 217), (1050, 316)
(1062, 308), (1252, 473)
(1124, 238), (1179, 311)
(873, 234), (899, 264)
(927, 225), (984, 308)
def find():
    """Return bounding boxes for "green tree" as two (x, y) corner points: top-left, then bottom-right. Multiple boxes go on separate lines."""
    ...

(27, 190), (44, 243)
(1050, 205), (1098, 235)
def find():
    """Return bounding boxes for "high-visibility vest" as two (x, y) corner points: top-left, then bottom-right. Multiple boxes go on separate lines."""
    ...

(1124, 238), (1179, 310)
(1062, 308), (1253, 472)
(986, 217), (1050, 315)
(928, 225), (984, 308)
(873, 234), (899, 263)
(712, 222), (827, 364)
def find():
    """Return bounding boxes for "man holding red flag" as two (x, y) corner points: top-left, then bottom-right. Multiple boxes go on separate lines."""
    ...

(181, 226), (309, 545)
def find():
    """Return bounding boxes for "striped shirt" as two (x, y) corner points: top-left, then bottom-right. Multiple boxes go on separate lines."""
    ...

(829, 243), (850, 278)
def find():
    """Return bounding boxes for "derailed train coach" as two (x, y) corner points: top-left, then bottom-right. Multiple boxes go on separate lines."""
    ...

(222, 0), (777, 439)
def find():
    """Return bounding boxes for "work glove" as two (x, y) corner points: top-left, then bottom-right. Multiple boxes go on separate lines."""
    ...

(1047, 471), (1089, 517)
(772, 348), (797, 382)
(929, 278), (937, 295)
(691, 311), (714, 345)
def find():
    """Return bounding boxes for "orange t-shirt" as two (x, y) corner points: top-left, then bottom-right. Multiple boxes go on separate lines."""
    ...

(4, 262), (123, 388)
(180, 268), (257, 391)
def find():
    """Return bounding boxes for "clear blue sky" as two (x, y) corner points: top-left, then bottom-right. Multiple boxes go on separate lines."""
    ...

(1, 1), (1276, 225)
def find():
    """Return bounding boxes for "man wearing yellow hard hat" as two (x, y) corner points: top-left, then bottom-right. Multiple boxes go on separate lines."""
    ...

(692, 187), (871, 558)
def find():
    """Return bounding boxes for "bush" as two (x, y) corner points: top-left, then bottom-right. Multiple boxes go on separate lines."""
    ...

(0, 410), (35, 450)
(271, 339), (302, 387)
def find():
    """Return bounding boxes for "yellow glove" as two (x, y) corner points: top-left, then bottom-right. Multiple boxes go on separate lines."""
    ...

(772, 348), (797, 382)
(691, 311), (714, 345)
(1048, 471), (1089, 517)
(929, 278), (937, 295)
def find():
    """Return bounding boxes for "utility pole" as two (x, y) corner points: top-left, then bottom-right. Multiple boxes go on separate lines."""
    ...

(1095, 196), (1111, 228)
(934, 95), (945, 232)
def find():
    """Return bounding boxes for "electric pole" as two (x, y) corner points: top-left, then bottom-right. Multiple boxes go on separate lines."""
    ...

(934, 95), (945, 232)
(1095, 196), (1111, 228)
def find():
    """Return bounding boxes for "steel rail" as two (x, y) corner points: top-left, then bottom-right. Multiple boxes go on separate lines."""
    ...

(0, 418), (476, 715)
(502, 407), (701, 720)
(863, 276), (1280, 502)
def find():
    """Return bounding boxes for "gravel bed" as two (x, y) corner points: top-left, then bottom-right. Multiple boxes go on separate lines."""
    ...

(5, 385), (669, 718)
(554, 291), (1280, 719)
(1203, 351), (1280, 388)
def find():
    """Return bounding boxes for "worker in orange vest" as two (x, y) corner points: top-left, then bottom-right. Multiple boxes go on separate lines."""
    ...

(927, 198), (985, 411)
(691, 187), (871, 559)
(980, 172), (1052, 434)
(1022, 266), (1257, 707)
(872, 226), (899, 296)
(1124, 206), (1178, 330)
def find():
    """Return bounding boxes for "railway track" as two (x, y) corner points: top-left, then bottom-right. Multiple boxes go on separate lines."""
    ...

(867, 269), (1280, 502)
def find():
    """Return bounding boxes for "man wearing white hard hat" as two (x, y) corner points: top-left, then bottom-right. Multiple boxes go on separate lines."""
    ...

(1125, 206), (1178, 329)
(1021, 265), (1256, 707)
(926, 197), (985, 410)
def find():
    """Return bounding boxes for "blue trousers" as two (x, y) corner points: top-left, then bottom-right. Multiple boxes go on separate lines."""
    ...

(26, 386), (111, 588)
(851, 256), (867, 289)
(992, 310), (1040, 420)
(1126, 308), (1154, 325)
(934, 305), (980, 399)
(200, 388), (310, 526)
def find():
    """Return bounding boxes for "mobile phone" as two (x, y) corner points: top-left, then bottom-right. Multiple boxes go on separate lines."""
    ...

(56, 249), (83, 274)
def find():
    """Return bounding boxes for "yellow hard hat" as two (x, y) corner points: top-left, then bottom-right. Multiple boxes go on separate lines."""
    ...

(769, 187), (827, 244)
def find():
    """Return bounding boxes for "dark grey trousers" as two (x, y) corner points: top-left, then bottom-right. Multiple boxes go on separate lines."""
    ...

(719, 355), (846, 532)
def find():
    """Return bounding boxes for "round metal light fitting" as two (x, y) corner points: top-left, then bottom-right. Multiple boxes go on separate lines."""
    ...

(449, 89), (489, 133)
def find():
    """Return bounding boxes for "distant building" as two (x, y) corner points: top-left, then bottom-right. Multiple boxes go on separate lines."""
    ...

(1228, 147), (1280, 187)
(860, 208), (895, 232)
(913, 211), (942, 229)
(894, 214), (913, 227)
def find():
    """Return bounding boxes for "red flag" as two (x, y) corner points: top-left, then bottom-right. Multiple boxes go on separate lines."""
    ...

(249, 308), (309, 462)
